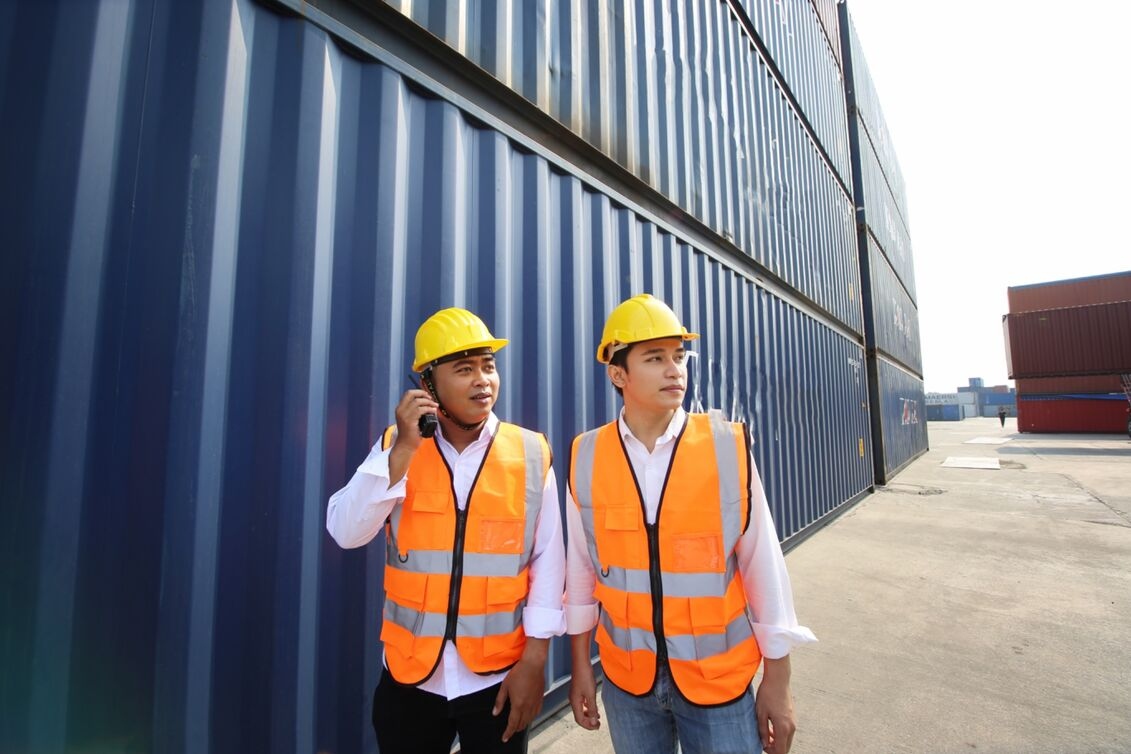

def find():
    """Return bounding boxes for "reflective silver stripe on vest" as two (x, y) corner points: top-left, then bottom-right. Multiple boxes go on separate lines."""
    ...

(599, 608), (658, 653)
(708, 409), (743, 554)
(385, 548), (527, 578)
(600, 608), (752, 662)
(596, 563), (733, 598)
(665, 613), (754, 663)
(571, 429), (604, 576)
(518, 428), (546, 570)
(384, 600), (524, 639)
(383, 600), (449, 638)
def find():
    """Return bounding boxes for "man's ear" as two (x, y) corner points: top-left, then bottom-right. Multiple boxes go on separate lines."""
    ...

(607, 363), (626, 388)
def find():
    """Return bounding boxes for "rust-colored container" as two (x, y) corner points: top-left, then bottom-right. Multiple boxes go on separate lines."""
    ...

(1017, 396), (1129, 434)
(1004, 301), (1131, 378)
(1015, 374), (1125, 395)
(1008, 271), (1131, 313)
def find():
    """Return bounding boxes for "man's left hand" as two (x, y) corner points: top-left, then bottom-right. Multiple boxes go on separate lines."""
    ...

(494, 639), (548, 742)
(756, 656), (797, 754)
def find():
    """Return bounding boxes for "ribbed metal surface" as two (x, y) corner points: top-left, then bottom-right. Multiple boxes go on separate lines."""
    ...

(1017, 396), (1130, 434)
(1016, 374), (1125, 395)
(864, 234), (921, 374)
(378, 0), (862, 331)
(873, 357), (928, 481)
(926, 404), (962, 422)
(1008, 270), (1131, 313)
(0, 1), (873, 751)
(855, 127), (916, 299)
(1004, 302), (1131, 378)
(839, 4), (911, 240)
(730, 0), (851, 182)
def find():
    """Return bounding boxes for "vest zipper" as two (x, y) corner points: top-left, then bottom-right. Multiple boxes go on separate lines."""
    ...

(645, 521), (668, 665)
(444, 505), (470, 642)
(440, 432), (497, 644)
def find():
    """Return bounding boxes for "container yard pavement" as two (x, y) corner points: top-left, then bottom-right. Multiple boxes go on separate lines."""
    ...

(530, 418), (1131, 754)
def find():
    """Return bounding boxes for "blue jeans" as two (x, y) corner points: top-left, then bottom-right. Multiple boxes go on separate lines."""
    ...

(601, 664), (762, 754)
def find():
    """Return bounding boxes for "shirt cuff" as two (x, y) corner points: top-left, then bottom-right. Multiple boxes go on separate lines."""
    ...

(565, 603), (600, 635)
(751, 623), (818, 660)
(357, 446), (407, 497)
(522, 606), (566, 639)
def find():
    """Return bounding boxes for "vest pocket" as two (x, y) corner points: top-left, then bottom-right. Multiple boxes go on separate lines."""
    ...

(408, 490), (448, 514)
(603, 506), (639, 531)
(485, 574), (527, 606)
(385, 569), (428, 610)
(670, 532), (723, 572)
(478, 517), (524, 553)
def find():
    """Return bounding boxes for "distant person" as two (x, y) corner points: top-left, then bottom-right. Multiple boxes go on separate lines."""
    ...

(998, 405), (1008, 428)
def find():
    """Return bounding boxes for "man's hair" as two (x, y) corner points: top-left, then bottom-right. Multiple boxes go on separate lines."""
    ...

(608, 343), (635, 397)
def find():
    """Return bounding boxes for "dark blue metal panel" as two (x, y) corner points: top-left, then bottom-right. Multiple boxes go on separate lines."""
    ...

(377, 0), (862, 333)
(838, 3), (916, 302)
(875, 357), (929, 481)
(1, 0), (876, 751)
(733, 0), (850, 182)
(856, 126), (917, 299)
(865, 235), (922, 374)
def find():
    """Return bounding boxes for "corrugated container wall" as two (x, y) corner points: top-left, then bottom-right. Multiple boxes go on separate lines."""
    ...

(378, 0), (862, 332)
(864, 235), (921, 374)
(838, 2), (926, 482)
(926, 404), (962, 421)
(1008, 270), (1131, 313)
(0, 0), (875, 751)
(874, 357), (928, 479)
(1015, 374), (1125, 395)
(1017, 397), (1129, 434)
(1004, 302), (1131, 378)
(838, 3), (915, 308)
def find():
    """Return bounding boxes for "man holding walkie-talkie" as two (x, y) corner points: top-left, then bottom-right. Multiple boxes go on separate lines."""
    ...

(327, 307), (566, 754)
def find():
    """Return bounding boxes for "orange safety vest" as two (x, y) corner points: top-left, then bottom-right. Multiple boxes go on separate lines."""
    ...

(570, 411), (761, 706)
(379, 421), (551, 685)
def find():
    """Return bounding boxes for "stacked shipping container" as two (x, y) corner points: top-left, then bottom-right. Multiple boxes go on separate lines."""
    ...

(0, 0), (918, 751)
(1004, 272), (1131, 434)
(839, 5), (927, 481)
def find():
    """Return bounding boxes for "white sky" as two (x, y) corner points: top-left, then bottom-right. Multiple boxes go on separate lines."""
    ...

(843, 1), (1131, 393)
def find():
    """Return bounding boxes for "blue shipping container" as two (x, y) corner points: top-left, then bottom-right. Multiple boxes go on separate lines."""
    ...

(0, 0), (875, 751)
(369, 0), (863, 332)
(872, 357), (929, 481)
(863, 234), (921, 374)
(927, 404), (963, 422)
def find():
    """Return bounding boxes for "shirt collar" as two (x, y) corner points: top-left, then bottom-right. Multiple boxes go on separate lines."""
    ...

(617, 407), (686, 446)
(436, 411), (499, 447)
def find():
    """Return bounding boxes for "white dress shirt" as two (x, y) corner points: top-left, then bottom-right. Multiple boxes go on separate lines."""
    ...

(326, 413), (566, 700)
(564, 407), (816, 659)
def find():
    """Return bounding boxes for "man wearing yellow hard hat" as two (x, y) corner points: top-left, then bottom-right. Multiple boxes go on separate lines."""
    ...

(564, 294), (815, 754)
(327, 307), (565, 753)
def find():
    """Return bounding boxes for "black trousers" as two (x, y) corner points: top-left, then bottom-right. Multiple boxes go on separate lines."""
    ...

(372, 671), (529, 754)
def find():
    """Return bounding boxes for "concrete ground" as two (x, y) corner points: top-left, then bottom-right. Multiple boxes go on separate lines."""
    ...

(530, 418), (1131, 753)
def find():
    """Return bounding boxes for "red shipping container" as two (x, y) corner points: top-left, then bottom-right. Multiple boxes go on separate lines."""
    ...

(1017, 396), (1129, 434)
(1008, 270), (1131, 313)
(1015, 374), (1124, 395)
(1004, 301), (1131, 378)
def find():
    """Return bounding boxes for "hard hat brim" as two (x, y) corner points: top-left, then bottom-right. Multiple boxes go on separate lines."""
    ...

(413, 338), (509, 372)
(596, 331), (698, 364)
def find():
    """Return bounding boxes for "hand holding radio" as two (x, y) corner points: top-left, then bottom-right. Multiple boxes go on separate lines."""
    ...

(394, 376), (440, 448)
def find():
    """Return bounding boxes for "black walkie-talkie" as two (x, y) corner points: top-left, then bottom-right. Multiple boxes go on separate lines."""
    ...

(408, 375), (438, 438)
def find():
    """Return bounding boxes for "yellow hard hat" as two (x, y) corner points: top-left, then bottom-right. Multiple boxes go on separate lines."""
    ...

(596, 294), (698, 364)
(413, 307), (509, 372)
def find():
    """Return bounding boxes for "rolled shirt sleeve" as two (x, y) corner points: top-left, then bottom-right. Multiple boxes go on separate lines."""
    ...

(325, 441), (407, 549)
(521, 467), (567, 639)
(563, 481), (601, 634)
(735, 455), (818, 659)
